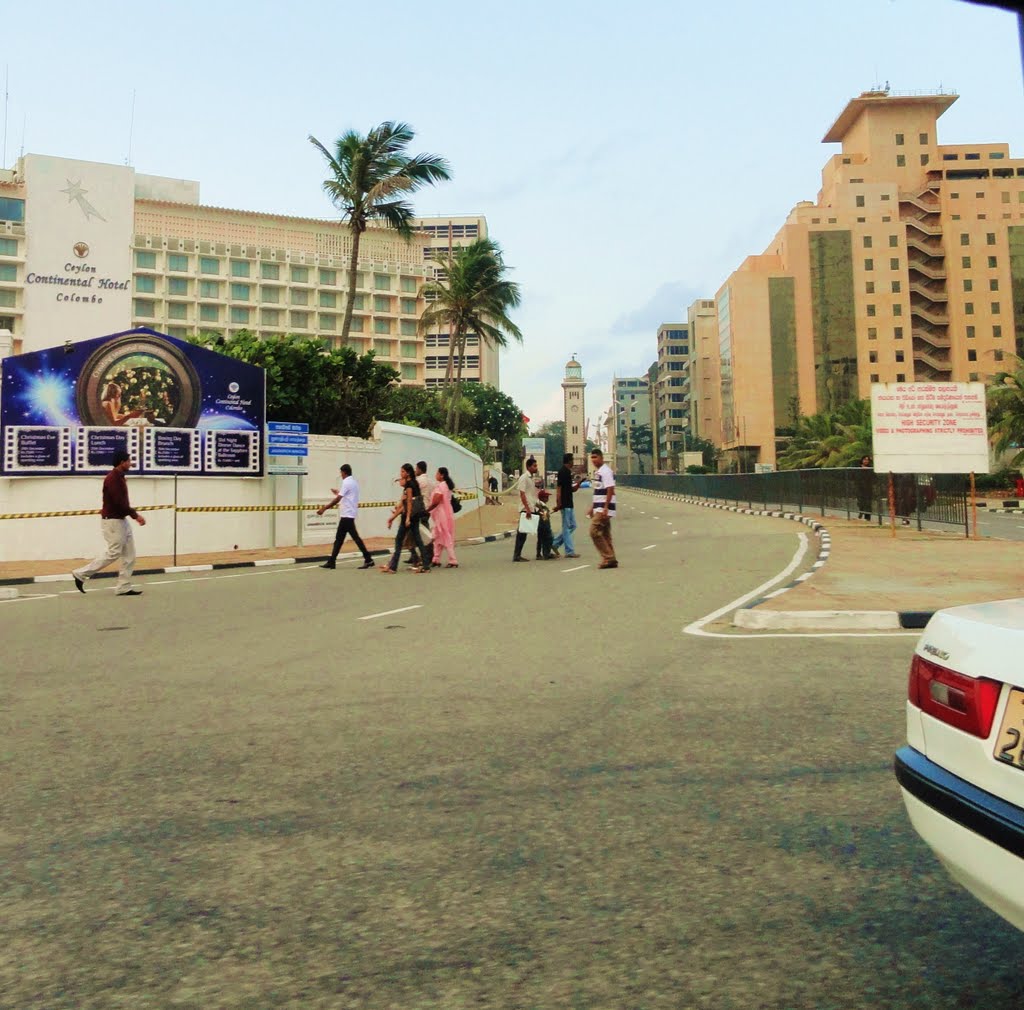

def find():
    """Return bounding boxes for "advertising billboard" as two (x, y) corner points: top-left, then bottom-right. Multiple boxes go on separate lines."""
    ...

(0, 327), (266, 476)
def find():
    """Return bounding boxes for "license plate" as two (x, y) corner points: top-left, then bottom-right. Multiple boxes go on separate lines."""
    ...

(994, 688), (1024, 769)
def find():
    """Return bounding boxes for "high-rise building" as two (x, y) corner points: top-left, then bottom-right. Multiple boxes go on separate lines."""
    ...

(706, 90), (1023, 470)
(653, 323), (690, 468)
(0, 154), (498, 388)
(685, 300), (721, 450)
(609, 375), (652, 474)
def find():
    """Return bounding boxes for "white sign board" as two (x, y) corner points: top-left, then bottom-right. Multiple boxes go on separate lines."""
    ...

(870, 382), (989, 474)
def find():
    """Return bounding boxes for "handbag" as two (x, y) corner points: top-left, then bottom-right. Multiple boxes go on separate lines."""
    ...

(451, 493), (462, 513)
(518, 512), (539, 535)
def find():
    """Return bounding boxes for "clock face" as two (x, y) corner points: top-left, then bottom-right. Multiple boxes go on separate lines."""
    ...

(571, 404), (579, 413)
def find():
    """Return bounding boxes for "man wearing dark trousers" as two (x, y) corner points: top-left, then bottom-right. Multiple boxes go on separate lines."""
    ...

(407, 459), (433, 567)
(551, 451), (583, 559)
(317, 463), (375, 569)
(512, 457), (541, 562)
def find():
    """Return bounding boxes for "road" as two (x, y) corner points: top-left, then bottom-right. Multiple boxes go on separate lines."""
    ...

(3, 492), (1023, 1009)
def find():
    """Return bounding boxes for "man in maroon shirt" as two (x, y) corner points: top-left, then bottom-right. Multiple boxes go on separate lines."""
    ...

(71, 449), (146, 596)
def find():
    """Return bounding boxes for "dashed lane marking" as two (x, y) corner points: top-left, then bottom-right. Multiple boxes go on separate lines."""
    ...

(359, 605), (424, 621)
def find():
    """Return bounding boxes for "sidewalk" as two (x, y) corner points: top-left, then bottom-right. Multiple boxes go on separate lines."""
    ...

(0, 499), (522, 585)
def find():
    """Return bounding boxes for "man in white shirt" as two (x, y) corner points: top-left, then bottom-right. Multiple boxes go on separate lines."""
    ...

(512, 457), (541, 562)
(317, 463), (375, 569)
(586, 449), (618, 569)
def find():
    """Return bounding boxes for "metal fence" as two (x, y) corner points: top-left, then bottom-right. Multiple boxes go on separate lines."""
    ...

(617, 468), (970, 535)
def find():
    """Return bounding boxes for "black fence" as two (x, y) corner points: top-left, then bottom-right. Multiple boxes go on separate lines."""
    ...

(617, 468), (970, 535)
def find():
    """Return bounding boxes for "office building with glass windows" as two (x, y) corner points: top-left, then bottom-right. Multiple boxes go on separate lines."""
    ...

(0, 154), (496, 388)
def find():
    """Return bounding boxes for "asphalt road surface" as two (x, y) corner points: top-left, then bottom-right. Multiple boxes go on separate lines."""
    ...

(4, 492), (1023, 1009)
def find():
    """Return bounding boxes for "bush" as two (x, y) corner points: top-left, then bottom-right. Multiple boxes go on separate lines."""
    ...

(686, 464), (709, 474)
(973, 467), (1018, 492)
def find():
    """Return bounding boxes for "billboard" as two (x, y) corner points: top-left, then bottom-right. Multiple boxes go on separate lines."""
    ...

(870, 382), (989, 474)
(0, 327), (266, 476)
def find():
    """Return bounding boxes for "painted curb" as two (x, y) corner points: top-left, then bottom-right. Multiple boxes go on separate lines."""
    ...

(0, 529), (516, 588)
(0, 587), (19, 600)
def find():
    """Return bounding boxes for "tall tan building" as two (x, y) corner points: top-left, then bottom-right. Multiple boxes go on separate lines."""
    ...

(653, 323), (690, 468)
(561, 357), (586, 469)
(0, 154), (498, 388)
(708, 90), (1024, 470)
(686, 299), (721, 450)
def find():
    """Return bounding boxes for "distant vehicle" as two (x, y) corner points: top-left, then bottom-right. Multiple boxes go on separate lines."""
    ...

(579, 479), (591, 489)
(895, 599), (1024, 932)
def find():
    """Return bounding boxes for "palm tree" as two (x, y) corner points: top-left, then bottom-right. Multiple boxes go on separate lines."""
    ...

(989, 365), (1024, 467)
(777, 399), (872, 469)
(419, 239), (522, 435)
(309, 123), (452, 347)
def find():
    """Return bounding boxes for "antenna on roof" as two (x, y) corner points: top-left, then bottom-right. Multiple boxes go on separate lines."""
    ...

(125, 88), (136, 166)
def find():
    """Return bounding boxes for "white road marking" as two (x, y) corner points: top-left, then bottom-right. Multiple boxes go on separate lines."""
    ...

(562, 565), (589, 572)
(359, 605), (423, 621)
(0, 593), (58, 603)
(684, 533), (916, 639)
(672, 531), (679, 535)
(642, 544), (657, 550)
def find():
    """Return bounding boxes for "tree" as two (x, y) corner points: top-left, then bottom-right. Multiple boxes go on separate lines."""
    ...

(192, 331), (398, 438)
(533, 420), (566, 470)
(776, 399), (872, 470)
(309, 123), (451, 347)
(419, 239), (522, 435)
(377, 385), (447, 431)
(686, 435), (719, 471)
(618, 422), (653, 473)
(988, 365), (1024, 467)
(461, 383), (527, 444)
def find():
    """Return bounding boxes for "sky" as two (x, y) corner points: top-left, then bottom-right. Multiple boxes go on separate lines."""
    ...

(4, 0), (1022, 432)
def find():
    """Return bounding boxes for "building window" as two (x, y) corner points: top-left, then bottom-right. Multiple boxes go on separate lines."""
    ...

(968, 349), (977, 362)
(168, 302), (187, 320)
(400, 298), (417, 314)
(988, 256), (998, 268)
(319, 314), (336, 331)
(964, 279), (973, 292)
(168, 277), (189, 296)
(261, 263), (280, 280)
(320, 291), (337, 308)
(965, 302), (974, 315)
(864, 258), (874, 271)
(894, 327), (903, 339)
(374, 318), (391, 334)
(230, 283), (250, 300)
(401, 277), (417, 293)
(960, 233), (970, 246)
(855, 195), (865, 208)
(992, 302), (1001, 314)
(889, 258), (900, 270)
(863, 236), (872, 248)
(896, 133), (905, 146)
(351, 294), (365, 310)
(374, 340), (392, 356)
(133, 298), (155, 317)
(893, 304), (902, 316)
(896, 155), (906, 167)
(962, 256), (971, 269)
(200, 304), (220, 322)
(920, 133), (929, 144)
(895, 350), (905, 363)
(199, 280), (220, 298)
(135, 275), (156, 294)
(0, 197), (25, 221)
(401, 341), (417, 358)
(0, 237), (15, 256)
(319, 268), (336, 286)
(866, 281), (875, 294)
(231, 260), (250, 278)
(869, 350), (878, 363)
(0, 264), (18, 282)
(135, 251), (156, 269)
(994, 325), (1003, 338)
(261, 287), (280, 304)
(920, 155), (929, 166)
(200, 257), (219, 274)
(290, 311), (309, 328)
(401, 363), (417, 380)
(889, 235), (898, 247)
(291, 266), (309, 284)
(896, 373), (906, 382)
(870, 373), (879, 383)
(230, 307), (250, 324)
(400, 320), (417, 336)
(168, 253), (188, 272)
(966, 325), (976, 338)
(995, 349), (1005, 362)
(291, 289), (309, 306)
(991, 279), (1000, 291)
(374, 295), (391, 312)
(261, 308), (280, 326)
(987, 233), (997, 245)
(891, 281), (901, 293)
(866, 304), (876, 317)
(350, 316), (364, 333)
(374, 273), (391, 290)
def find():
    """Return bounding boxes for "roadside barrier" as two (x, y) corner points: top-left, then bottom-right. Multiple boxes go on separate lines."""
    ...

(0, 504), (174, 520)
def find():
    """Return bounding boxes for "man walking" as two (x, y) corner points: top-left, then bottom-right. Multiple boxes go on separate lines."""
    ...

(586, 448), (618, 569)
(551, 452), (583, 559)
(407, 459), (433, 567)
(317, 463), (375, 569)
(512, 456), (541, 562)
(71, 449), (146, 596)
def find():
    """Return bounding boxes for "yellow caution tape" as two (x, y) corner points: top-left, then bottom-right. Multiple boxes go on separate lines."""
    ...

(0, 504), (173, 520)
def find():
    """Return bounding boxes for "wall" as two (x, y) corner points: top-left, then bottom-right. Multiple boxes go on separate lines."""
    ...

(0, 421), (483, 562)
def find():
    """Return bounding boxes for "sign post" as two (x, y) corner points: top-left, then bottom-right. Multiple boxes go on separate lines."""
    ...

(266, 422), (309, 547)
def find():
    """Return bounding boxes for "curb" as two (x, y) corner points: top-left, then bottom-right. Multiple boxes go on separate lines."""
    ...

(629, 487), (933, 633)
(0, 529), (516, 591)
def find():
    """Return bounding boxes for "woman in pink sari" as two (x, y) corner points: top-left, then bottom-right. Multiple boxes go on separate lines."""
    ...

(427, 466), (459, 568)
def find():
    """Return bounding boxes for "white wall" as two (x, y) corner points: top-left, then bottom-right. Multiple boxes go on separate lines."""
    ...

(0, 421), (483, 562)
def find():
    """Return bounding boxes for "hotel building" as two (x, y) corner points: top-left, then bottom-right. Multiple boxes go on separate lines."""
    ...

(699, 90), (1024, 470)
(0, 154), (496, 387)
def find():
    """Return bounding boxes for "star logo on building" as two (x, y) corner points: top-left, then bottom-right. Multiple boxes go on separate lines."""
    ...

(60, 180), (106, 222)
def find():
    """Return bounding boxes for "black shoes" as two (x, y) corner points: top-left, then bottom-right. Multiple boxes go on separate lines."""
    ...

(71, 575), (85, 593)
(512, 557), (530, 562)
(119, 589), (144, 596)
(359, 560), (375, 569)
(320, 562), (336, 569)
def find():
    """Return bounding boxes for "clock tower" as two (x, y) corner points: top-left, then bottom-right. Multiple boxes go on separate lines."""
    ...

(562, 356), (586, 473)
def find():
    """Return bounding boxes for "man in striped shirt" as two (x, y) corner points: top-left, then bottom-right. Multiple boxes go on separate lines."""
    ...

(587, 449), (618, 569)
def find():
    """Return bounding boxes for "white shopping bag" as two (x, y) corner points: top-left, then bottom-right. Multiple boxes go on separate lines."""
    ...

(518, 512), (539, 535)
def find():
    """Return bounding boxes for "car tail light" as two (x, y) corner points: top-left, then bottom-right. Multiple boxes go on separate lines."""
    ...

(908, 653), (1002, 738)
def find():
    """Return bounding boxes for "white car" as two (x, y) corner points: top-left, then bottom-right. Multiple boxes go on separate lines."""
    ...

(896, 599), (1024, 931)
